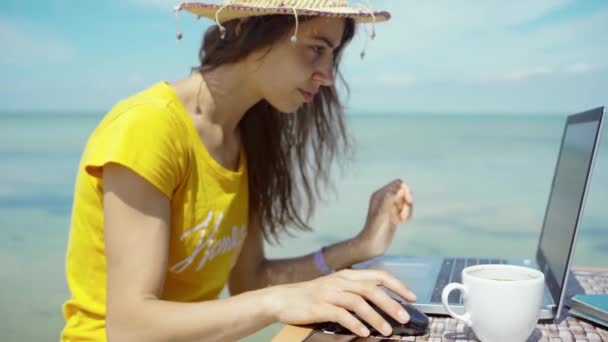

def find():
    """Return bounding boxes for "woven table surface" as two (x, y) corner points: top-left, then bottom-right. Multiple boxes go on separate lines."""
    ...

(389, 270), (608, 342)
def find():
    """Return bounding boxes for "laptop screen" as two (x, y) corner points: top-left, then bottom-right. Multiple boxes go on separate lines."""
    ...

(537, 107), (604, 307)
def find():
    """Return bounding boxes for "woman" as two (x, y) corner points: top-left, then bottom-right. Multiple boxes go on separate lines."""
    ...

(61, 1), (415, 341)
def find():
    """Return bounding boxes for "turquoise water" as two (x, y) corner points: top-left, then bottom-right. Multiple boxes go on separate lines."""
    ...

(1, 112), (606, 341)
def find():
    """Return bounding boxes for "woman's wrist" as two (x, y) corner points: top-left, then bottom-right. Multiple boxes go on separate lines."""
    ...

(354, 231), (383, 260)
(258, 286), (285, 324)
(319, 237), (373, 273)
(314, 247), (336, 275)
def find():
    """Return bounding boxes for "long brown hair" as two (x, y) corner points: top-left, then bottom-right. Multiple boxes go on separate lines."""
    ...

(196, 15), (356, 243)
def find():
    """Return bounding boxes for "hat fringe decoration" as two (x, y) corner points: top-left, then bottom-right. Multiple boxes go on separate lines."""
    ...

(172, 0), (390, 59)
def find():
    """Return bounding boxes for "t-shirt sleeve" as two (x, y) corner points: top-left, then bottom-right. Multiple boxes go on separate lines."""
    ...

(83, 103), (189, 198)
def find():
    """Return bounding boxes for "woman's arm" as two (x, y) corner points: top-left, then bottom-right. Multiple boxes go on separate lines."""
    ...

(229, 215), (369, 294)
(104, 164), (415, 340)
(103, 163), (278, 341)
(229, 179), (413, 293)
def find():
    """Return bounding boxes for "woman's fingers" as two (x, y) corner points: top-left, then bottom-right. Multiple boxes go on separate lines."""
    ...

(275, 269), (418, 337)
(400, 182), (413, 205)
(396, 200), (413, 222)
(394, 184), (413, 222)
(329, 292), (393, 336)
(339, 279), (411, 324)
(338, 269), (417, 303)
(374, 180), (414, 221)
(326, 305), (370, 337)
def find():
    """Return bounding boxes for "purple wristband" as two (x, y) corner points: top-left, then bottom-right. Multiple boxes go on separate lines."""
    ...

(314, 247), (335, 275)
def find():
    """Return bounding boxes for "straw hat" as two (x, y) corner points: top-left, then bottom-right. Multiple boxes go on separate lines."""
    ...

(175, 0), (391, 24)
(173, 0), (389, 58)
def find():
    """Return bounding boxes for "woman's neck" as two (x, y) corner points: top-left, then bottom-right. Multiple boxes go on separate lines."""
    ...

(172, 64), (261, 136)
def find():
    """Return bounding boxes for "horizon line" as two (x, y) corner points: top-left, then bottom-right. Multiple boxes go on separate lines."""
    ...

(0, 108), (581, 117)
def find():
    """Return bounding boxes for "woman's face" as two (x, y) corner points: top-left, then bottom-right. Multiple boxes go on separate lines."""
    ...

(247, 17), (346, 113)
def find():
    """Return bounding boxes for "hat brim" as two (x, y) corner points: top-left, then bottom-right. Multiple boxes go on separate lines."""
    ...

(178, 2), (391, 24)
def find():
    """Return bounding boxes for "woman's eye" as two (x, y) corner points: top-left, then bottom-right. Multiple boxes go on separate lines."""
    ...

(311, 46), (325, 56)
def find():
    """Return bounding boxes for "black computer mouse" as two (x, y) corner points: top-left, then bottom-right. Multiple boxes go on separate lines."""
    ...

(318, 301), (429, 337)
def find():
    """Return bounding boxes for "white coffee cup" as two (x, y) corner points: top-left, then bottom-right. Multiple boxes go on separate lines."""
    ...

(441, 264), (544, 342)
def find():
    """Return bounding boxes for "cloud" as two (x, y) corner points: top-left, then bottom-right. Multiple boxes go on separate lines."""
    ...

(127, 0), (187, 11)
(565, 62), (596, 74)
(0, 18), (76, 65)
(344, 0), (608, 85)
(360, 0), (575, 52)
(489, 62), (600, 81)
(492, 66), (555, 81)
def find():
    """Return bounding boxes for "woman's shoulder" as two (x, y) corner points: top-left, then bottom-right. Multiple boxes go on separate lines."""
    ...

(100, 82), (190, 138)
(81, 82), (194, 194)
(112, 82), (180, 117)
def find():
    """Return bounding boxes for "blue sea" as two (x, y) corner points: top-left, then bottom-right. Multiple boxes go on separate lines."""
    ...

(1, 112), (606, 341)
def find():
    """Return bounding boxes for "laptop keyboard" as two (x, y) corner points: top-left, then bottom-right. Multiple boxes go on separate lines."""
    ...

(430, 258), (508, 304)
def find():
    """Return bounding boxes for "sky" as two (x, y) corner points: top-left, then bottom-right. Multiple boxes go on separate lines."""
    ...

(1, 0), (607, 114)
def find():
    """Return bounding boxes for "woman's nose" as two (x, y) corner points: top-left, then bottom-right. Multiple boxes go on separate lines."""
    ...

(312, 60), (334, 87)
(312, 68), (334, 87)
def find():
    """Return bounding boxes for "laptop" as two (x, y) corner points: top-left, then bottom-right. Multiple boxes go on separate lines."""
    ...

(353, 106), (605, 320)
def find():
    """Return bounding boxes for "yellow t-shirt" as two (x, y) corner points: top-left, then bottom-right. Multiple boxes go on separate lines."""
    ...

(61, 82), (249, 341)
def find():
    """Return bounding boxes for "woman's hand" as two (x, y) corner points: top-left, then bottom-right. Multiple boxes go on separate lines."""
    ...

(356, 179), (413, 259)
(265, 269), (417, 337)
